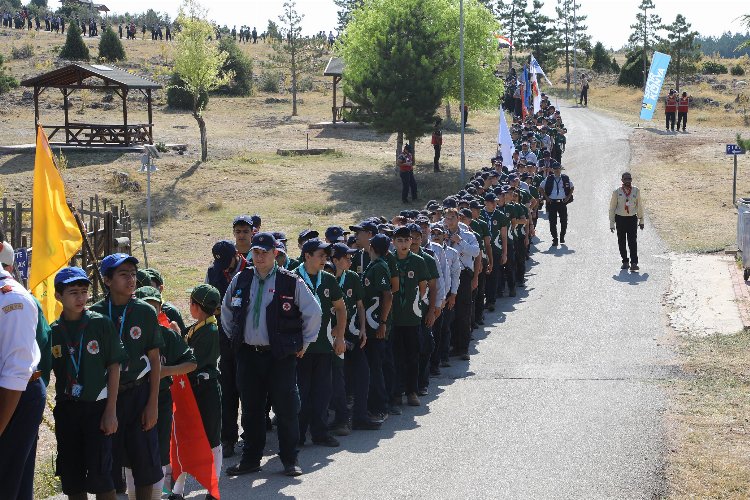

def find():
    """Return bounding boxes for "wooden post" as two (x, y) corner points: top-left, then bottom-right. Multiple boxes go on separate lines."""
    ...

(122, 87), (129, 146)
(33, 86), (40, 135)
(62, 88), (70, 144)
(104, 211), (113, 256)
(13, 203), (22, 249)
(147, 88), (153, 144)
(332, 76), (339, 124)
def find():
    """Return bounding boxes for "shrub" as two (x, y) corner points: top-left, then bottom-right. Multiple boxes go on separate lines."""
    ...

(0, 53), (19, 94)
(59, 22), (89, 61)
(297, 76), (314, 92)
(610, 56), (620, 74)
(259, 71), (281, 93)
(216, 38), (253, 96)
(702, 61), (728, 75)
(618, 51), (648, 88)
(166, 72), (208, 111)
(98, 26), (125, 62)
(731, 64), (746, 76)
(11, 43), (33, 60)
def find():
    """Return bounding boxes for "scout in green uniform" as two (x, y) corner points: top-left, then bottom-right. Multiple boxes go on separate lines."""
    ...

(361, 234), (393, 419)
(90, 253), (164, 497)
(390, 226), (429, 407)
(171, 284), (222, 500)
(295, 238), (347, 447)
(482, 192), (510, 307)
(136, 268), (187, 332)
(51, 267), (127, 500)
(350, 220), (400, 295)
(274, 240), (299, 270)
(133, 287), (196, 479)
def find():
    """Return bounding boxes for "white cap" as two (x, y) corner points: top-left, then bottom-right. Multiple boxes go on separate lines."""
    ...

(0, 241), (14, 266)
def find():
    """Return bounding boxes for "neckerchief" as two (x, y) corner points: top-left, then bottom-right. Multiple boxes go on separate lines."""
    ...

(622, 185), (633, 214)
(252, 264), (277, 329)
(186, 315), (217, 341)
(297, 264), (322, 306)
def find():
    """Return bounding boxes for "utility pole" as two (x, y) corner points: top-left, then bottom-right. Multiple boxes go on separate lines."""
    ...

(460, 0), (466, 184)
(573, 0), (577, 102)
(508, 1), (515, 72)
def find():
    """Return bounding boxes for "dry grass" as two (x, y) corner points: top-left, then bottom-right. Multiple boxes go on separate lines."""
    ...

(667, 331), (750, 499)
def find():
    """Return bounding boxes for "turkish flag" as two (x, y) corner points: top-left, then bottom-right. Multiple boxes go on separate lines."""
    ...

(170, 374), (220, 499)
(157, 311), (171, 328)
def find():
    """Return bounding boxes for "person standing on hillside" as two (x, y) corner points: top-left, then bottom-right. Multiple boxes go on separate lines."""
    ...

(398, 144), (417, 204)
(677, 91), (690, 132)
(665, 89), (677, 132)
(431, 119), (443, 172)
(609, 172), (645, 272)
(579, 74), (589, 106)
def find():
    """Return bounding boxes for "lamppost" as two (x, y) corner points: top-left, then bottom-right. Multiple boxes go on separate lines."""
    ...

(459, 0), (465, 184)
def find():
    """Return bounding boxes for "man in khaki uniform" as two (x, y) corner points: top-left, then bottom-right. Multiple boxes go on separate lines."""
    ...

(609, 172), (644, 271)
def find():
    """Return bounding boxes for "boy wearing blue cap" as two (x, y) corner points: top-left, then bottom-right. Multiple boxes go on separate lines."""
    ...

(50, 266), (128, 500)
(90, 253), (164, 498)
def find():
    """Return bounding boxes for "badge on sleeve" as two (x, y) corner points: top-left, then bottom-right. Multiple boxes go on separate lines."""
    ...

(282, 302), (292, 312)
(323, 289), (330, 298)
(407, 271), (415, 279)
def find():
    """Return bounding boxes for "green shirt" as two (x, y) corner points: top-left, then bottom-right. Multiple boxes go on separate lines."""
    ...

(90, 298), (164, 385)
(33, 297), (52, 386)
(50, 310), (128, 402)
(295, 268), (343, 354)
(354, 249), (399, 283)
(482, 208), (511, 251)
(158, 325), (195, 391)
(162, 302), (186, 332)
(185, 317), (219, 380)
(470, 219), (490, 256)
(362, 257), (391, 337)
(391, 251), (429, 326)
(335, 270), (364, 341)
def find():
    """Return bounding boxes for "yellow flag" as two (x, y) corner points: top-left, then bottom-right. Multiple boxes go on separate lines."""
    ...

(29, 126), (83, 323)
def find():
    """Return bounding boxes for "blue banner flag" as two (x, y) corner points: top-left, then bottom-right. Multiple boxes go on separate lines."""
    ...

(640, 51), (671, 121)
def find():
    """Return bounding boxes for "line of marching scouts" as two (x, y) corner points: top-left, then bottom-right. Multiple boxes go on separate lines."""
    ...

(0, 95), (571, 500)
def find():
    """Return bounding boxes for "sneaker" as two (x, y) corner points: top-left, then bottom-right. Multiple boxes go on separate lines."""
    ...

(368, 411), (387, 423)
(352, 418), (382, 430)
(560, 236), (565, 244)
(621, 262), (629, 270)
(283, 463), (303, 477)
(417, 387), (428, 396)
(630, 264), (640, 271)
(331, 421), (352, 436)
(226, 461), (262, 476)
(552, 239), (558, 246)
(312, 435), (340, 447)
(407, 393), (421, 406)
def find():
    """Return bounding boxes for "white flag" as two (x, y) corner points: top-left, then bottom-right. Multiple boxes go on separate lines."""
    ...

(497, 108), (515, 170)
(530, 55), (552, 86)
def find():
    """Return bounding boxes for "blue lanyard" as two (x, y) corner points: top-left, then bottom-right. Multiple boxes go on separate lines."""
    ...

(297, 265), (322, 305)
(59, 312), (90, 380)
(108, 299), (131, 339)
(338, 272), (346, 290)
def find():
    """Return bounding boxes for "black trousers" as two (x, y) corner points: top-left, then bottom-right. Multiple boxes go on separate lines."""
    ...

(677, 111), (688, 131)
(515, 231), (526, 282)
(433, 145), (441, 170)
(400, 170), (417, 202)
(297, 352), (333, 441)
(219, 331), (240, 445)
(615, 214), (639, 265)
(665, 112), (676, 131)
(451, 269), (474, 354)
(547, 200), (568, 240)
(392, 324), (420, 396)
(579, 86), (588, 105)
(473, 263), (486, 323)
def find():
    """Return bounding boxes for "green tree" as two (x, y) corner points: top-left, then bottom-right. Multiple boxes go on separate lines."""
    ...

(660, 14), (699, 91)
(333, 0), (364, 32)
(172, 0), (233, 161)
(628, 0), (662, 90)
(523, 0), (559, 72)
(496, 0), (528, 70)
(271, 1), (324, 116)
(59, 22), (90, 61)
(266, 20), (281, 42)
(340, 0), (453, 160)
(30, 0), (47, 7)
(0, 53), (19, 95)
(217, 37), (253, 96)
(737, 15), (750, 51)
(556, 0), (589, 92)
(591, 41), (611, 73)
(98, 25), (126, 62)
(618, 50), (648, 87)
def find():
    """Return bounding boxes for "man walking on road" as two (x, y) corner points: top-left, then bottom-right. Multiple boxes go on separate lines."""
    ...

(543, 163), (574, 246)
(609, 172), (644, 271)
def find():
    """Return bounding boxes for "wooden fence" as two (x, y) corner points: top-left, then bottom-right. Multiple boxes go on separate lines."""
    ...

(1, 195), (131, 299)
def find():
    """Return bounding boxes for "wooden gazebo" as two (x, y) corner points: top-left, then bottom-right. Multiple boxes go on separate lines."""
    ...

(324, 57), (359, 124)
(21, 63), (161, 147)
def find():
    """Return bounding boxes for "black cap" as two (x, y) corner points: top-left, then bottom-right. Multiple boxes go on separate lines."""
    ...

(250, 232), (276, 251)
(330, 242), (357, 260)
(393, 226), (411, 238)
(370, 233), (391, 254)
(301, 238), (331, 255)
(298, 229), (319, 243)
(211, 240), (236, 269)
(459, 208), (473, 219)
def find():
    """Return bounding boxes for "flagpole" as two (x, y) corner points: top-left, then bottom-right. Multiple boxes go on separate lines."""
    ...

(459, 0), (465, 185)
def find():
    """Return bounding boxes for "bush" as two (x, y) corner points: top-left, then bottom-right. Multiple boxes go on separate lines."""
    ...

(216, 38), (253, 96)
(0, 53), (19, 94)
(731, 64), (746, 76)
(702, 61), (728, 75)
(11, 43), (33, 60)
(610, 56), (620, 74)
(98, 26), (125, 62)
(618, 51), (648, 88)
(59, 22), (89, 61)
(591, 42), (611, 73)
(297, 76), (314, 92)
(166, 72), (208, 111)
(259, 71), (281, 93)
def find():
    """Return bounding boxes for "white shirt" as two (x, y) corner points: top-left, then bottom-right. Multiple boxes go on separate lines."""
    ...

(445, 222), (480, 271)
(545, 174), (574, 200)
(0, 270), (40, 391)
(521, 150), (537, 165)
(443, 244), (461, 295)
(425, 242), (447, 308)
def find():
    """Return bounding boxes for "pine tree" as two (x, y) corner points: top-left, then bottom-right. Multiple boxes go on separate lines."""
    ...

(59, 22), (90, 61)
(217, 37), (253, 96)
(591, 41), (611, 73)
(496, 0), (528, 70)
(628, 0), (662, 90)
(618, 50), (648, 88)
(523, 0), (559, 72)
(98, 26), (126, 62)
(661, 14), (699, 91)
(333, 0), (364, 32)
(555, 0), (589, 93)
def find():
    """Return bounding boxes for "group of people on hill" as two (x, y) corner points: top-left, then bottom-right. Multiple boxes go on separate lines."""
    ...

(117, 23), (173, 41)
(1, 10), (64, 33)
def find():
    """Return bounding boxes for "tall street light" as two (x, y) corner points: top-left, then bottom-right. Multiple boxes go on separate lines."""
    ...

(459, 0), (466, 184)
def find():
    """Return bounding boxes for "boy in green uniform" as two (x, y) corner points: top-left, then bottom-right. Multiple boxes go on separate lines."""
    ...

(171, 284), (222, 500)
(362, 234), (393, 421)
(295, 239), (347, 447)
(51, 267), (128, 500)
(90, 253), (164, 500)
(390, 226), (429, 407)
(481, 193), (510, 308)
(136, 268), (186, 333)
(133, 286), (196, 498)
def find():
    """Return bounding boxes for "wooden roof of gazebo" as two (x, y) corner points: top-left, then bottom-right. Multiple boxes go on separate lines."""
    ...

(21, 63), (162, 147)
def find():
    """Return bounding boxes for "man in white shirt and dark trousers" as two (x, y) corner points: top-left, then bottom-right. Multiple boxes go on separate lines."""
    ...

(543, 162), (574, 246)
(609, 172), (645, 271)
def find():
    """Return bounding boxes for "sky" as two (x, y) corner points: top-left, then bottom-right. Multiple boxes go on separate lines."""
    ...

(96, 0), (748, 49)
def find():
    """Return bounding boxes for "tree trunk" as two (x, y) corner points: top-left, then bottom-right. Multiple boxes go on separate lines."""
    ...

(291, 43), (298, 116)
(676, 33), (681, 92)
(445, 101), (453, 124)
(508, 3), (515, 71)
(565, 21), (570, 94)
(194, 112), (208, 161)
(395, 131), (403, 172)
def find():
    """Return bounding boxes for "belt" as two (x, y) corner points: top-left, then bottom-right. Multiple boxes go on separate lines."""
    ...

(243, 344), (272, 352)
(119, 375), (147, 392)
(549, 199), (565, 202)
(29, 370), (42, 383)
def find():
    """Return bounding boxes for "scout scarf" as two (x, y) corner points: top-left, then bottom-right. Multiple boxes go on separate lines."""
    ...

(186, 315), (217, 341)
(297, 264), (322, 306)
(252, 263), (277, 329)
(622, 185), (633, 215)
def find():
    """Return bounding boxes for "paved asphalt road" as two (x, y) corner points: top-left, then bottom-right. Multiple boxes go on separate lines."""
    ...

(54, 105), (675, 499)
